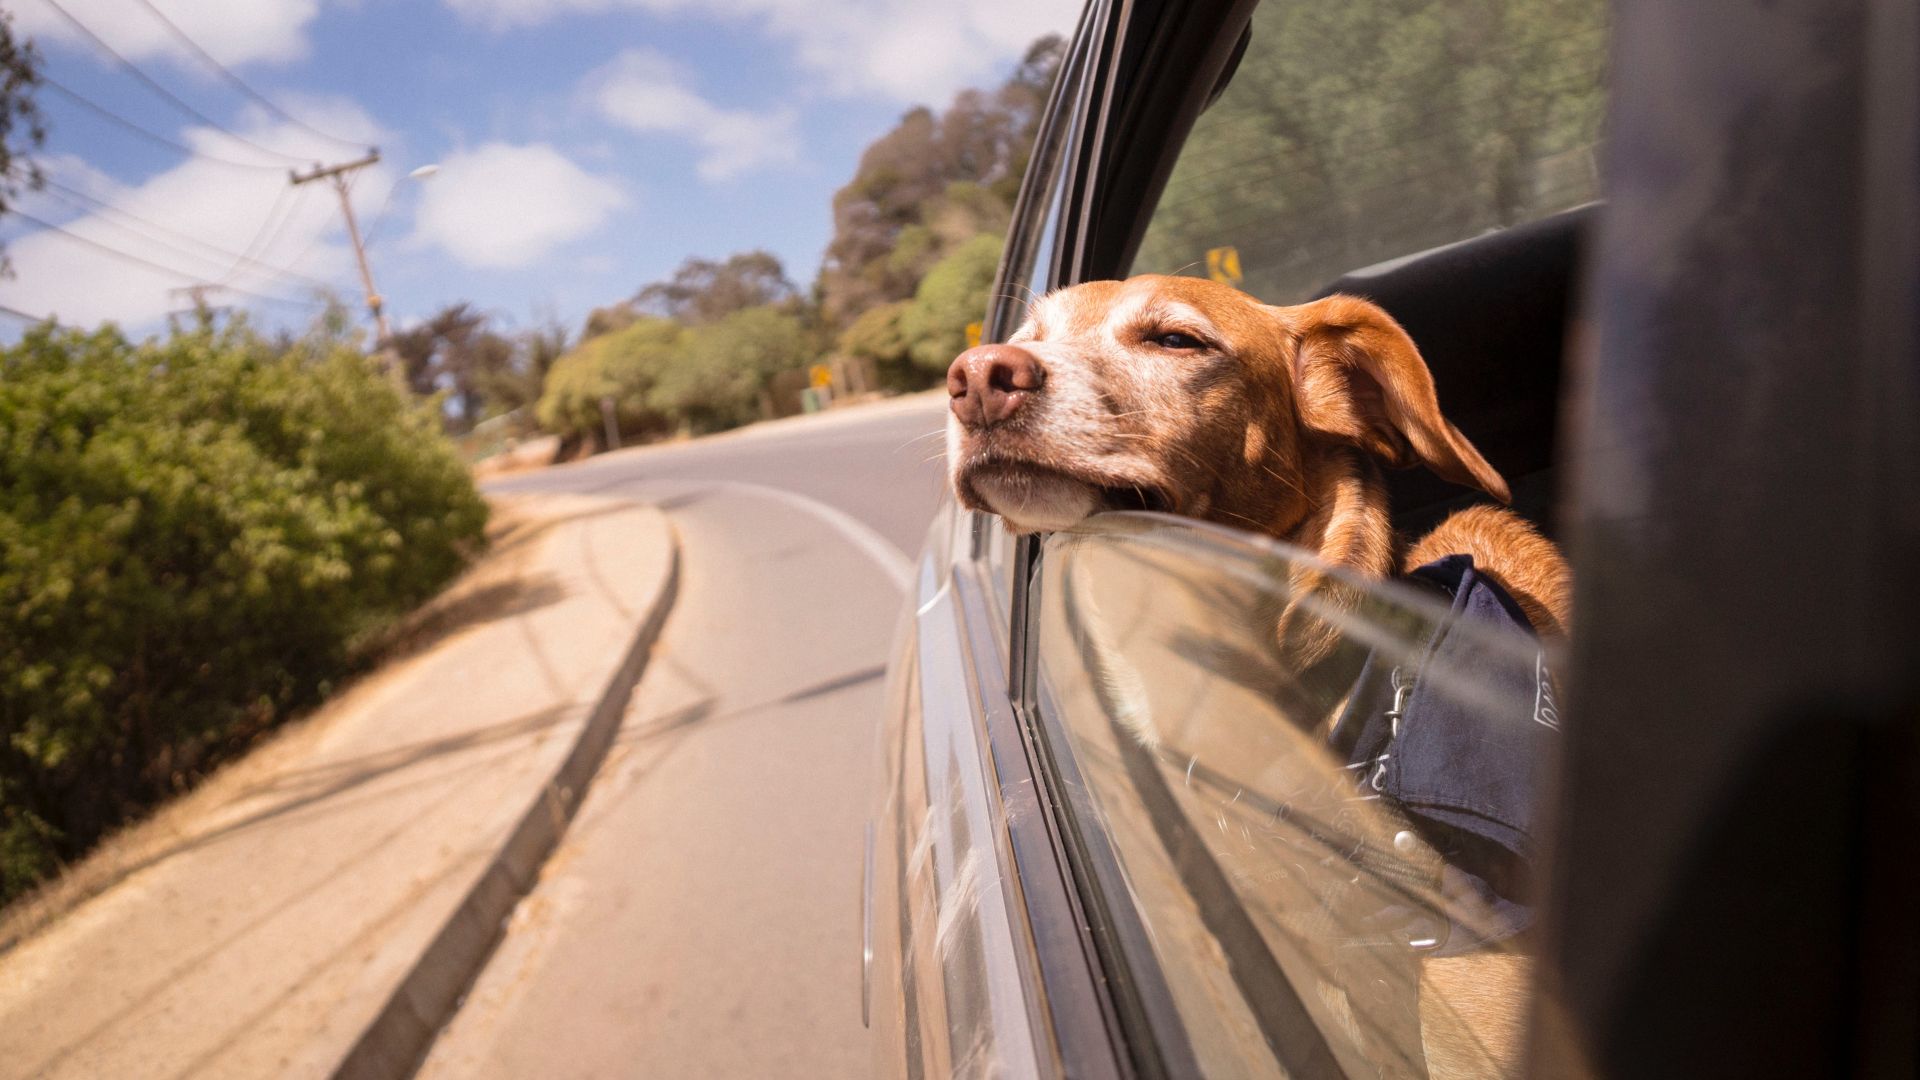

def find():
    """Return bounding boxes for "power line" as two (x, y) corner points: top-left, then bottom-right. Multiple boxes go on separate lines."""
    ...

(39, 177), (333, 290)
(12, 209), (320, 308)
(358, 174), (405, 250)
(0, 302), (61, 325)
(37, 183), (261, 282)
(127, 0), (369, 154)
(213, 184), (306, 288)
(39, 74), (285, 171)
(38, 0), (312, 165)
(268, 197), (345, 287)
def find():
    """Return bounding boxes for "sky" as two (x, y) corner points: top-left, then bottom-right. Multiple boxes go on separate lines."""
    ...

(0, 0), (1083, 341)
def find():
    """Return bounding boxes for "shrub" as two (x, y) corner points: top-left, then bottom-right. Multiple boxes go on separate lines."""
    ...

(536, 317), (683, 443)
(539, 307), (817, 441)
(655, 306), (814, 433)
(837, 300), (932, 391)
(0, 320), (487, 904)
(899, 233), (1004, 372)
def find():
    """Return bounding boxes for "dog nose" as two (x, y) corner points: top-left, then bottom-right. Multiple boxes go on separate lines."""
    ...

(948, 344), (1045, 428)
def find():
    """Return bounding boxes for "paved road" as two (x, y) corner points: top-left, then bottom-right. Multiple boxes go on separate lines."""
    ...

(423, 393), (950, 1078)
(486, 394), (951, 558)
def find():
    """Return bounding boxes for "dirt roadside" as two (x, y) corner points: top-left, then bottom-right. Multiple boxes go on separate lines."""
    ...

(0, 491), (678, 1080)
(0, 495), (563, 953)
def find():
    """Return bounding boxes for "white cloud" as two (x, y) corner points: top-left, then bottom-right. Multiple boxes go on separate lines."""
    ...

(586, 49), (798, 181)
(13, 0), (320, 69)
(442, 0), (619, 23)
(445, 0), (1083, 106)
(0, 101), (392, 330)
(407, 143), (626, 270)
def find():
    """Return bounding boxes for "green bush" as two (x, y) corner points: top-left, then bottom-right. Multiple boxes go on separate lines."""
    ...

(656, 306), (814, 433)
(837, 300), (934, 392)
(538, 307), (815, 441)
(900, 233), (1004, 372)
(536, 317), (684, 443)
(0, 320), (487, 904)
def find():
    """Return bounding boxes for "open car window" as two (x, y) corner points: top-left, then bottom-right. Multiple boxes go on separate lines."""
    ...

(977, 6), (1095, 618)
(1130, 0), (1609, 302)
(1012, 4), (1608, 1073)
(1036, 515), (1560, 1077)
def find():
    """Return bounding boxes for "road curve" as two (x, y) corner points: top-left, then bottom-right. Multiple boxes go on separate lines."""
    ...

(423, 394), (949, 1078)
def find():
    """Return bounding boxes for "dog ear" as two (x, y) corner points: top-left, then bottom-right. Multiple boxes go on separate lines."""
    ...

(1269, 295), (1510, 502)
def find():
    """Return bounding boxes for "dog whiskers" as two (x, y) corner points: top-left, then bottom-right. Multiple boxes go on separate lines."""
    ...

(897, 429), (948, 451)
(1262, 462), (1308, 500)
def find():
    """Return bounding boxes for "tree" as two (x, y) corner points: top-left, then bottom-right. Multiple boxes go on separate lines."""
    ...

(536, 317), (683, 444)
(1131, 0), (1607, 301)
(631, 250), (800, 325)
(0, 10), (43, 275)
(0, 318), (485, 900)
(899, 234), (1004, 373)
(480, 314), (570, 420)
(838, 299), (911, 369)
(656, 305), (814, 432)
(581, 302), (638, 341)
(389, 303), (544, 431)
(815, 35), (1063, 331)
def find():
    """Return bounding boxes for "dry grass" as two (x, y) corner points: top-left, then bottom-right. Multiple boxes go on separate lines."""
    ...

(472, 435), (561, 480)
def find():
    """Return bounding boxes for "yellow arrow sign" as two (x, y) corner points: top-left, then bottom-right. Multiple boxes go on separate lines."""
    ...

(809, 363), (833, 388)
(1206, 245), (1244, 287)
(965, 321), (983, 349)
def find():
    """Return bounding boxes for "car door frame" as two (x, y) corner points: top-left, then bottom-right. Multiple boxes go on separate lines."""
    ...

(970, 1), (1920, 1078)
(876, 3), (1280, 1079)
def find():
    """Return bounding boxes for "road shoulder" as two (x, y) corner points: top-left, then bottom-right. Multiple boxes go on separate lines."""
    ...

(0, 492), (679, 1080)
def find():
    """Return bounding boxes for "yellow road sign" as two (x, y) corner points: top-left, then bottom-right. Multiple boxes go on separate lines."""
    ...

(965, 321), (983, 349)
(809, 363), (833, 388)
(1206, 245), (1244, 287)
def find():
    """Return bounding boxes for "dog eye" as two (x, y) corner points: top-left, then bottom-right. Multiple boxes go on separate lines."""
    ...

(1152, 331), (1206, 350)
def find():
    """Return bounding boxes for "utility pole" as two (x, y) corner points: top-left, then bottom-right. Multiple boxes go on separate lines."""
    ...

(291, 150), (389, 347)
(168, 283), (231, 325)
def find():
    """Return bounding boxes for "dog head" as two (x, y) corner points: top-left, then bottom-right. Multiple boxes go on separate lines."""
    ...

(946, 275), (1508, 538)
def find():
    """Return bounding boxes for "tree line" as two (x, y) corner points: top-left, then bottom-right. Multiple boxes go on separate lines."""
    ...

(460, 35), (1064, 455)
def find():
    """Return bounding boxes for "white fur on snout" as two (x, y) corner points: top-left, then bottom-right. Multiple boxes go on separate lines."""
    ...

(946, 284), (1190, 530)
(970, 468), (1099, 533)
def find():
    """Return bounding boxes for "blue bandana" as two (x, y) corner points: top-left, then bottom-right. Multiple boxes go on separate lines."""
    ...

(1330, 554), (1563, 955)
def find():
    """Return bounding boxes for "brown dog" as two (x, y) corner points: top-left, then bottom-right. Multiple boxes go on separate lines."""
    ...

(945, 274), (1570, 636)
(945, 274), (1570, 1076)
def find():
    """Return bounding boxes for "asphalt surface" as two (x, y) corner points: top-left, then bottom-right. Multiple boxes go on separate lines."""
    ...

(424, 393), (950, 1078)
(485, 394), (951, 558)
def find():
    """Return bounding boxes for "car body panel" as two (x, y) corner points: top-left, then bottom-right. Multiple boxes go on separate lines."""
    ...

(874, 0), (1918, 1076)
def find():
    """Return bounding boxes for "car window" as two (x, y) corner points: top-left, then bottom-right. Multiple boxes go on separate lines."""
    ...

(978, 511), (1017, 613)
(1036, 515), (1559, 1077)
(1021, 5), (1605, 1070)
(1131, 0), (1608, 301)
(979, 16), (1089, 616)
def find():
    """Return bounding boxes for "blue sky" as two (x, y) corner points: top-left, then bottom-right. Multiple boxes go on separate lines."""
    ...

(0, 0), (1081, 339)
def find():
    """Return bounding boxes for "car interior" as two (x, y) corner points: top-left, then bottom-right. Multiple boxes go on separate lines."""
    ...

(1320, 204), (1591, 543)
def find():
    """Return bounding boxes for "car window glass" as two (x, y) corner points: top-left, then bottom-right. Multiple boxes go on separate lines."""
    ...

(980, 512), (1017, 612)
(1021, 159), (1069, 321)
(1037, 516), (1559, 1077)
(1132, 0), (1608, 301)
(980, 24), (1084, 614)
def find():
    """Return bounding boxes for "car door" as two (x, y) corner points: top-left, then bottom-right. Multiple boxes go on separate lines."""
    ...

(875, 0), (1918, 1076)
